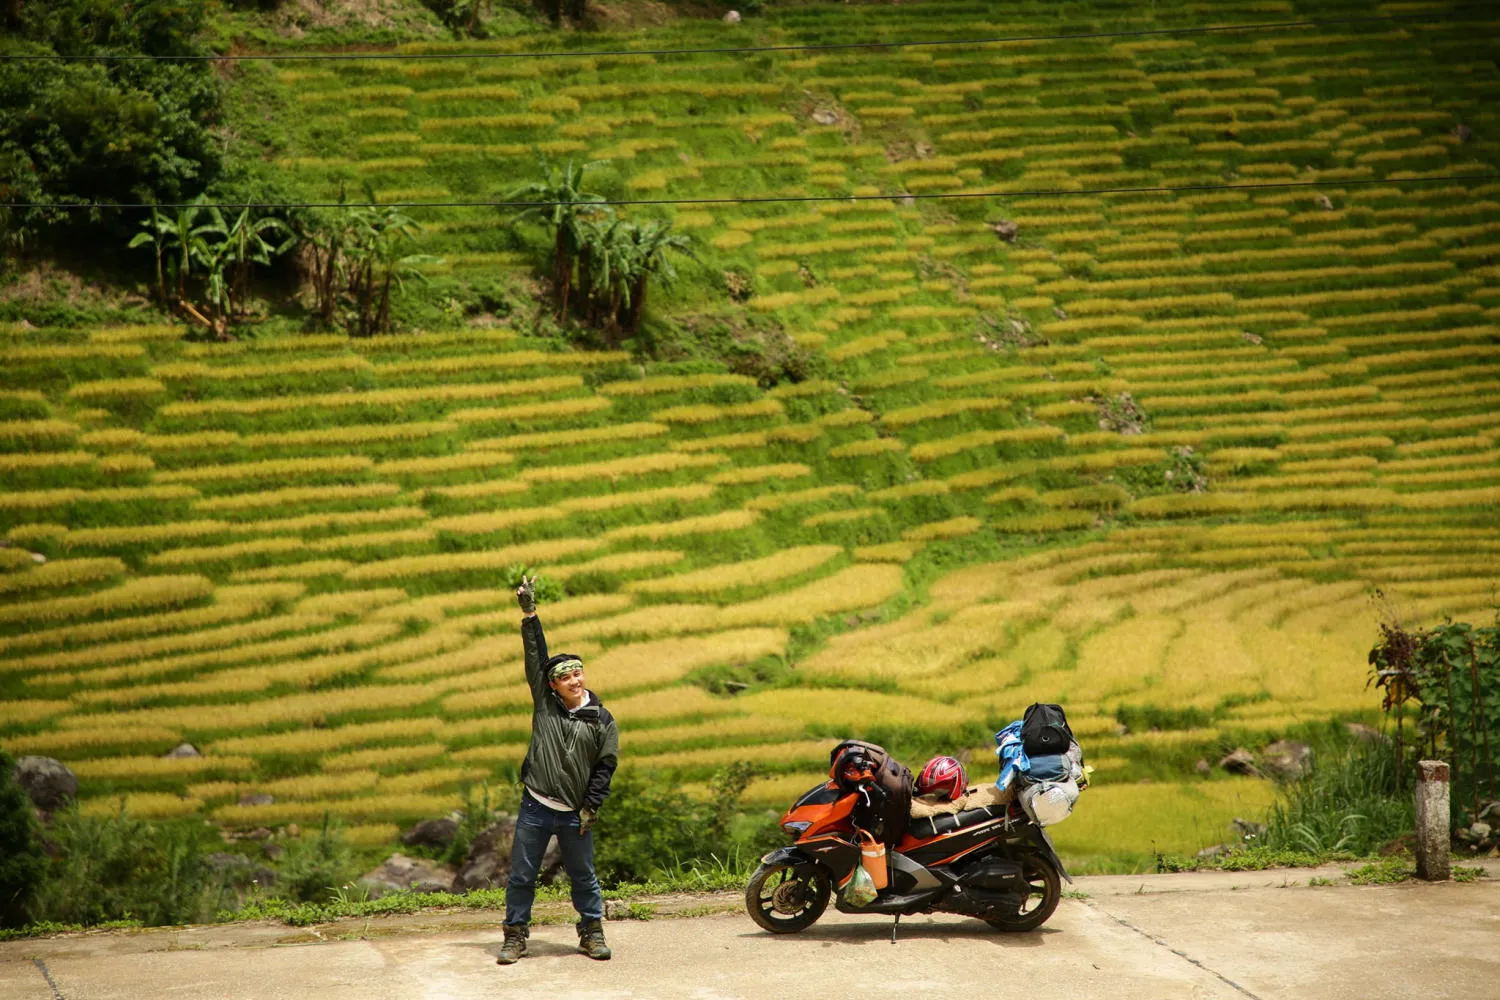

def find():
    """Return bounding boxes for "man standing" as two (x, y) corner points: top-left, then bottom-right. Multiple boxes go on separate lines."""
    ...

(498, 576), (620, 965)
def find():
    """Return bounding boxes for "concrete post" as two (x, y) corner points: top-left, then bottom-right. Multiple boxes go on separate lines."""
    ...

(1414, 760), (1450, 881)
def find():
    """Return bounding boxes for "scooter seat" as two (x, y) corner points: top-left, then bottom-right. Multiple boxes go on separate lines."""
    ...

(906, 803), (1008, 840)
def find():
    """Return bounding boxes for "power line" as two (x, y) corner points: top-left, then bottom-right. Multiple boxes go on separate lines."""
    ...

(9, 173), (1498, 213)
(1, 7), (1492, 63)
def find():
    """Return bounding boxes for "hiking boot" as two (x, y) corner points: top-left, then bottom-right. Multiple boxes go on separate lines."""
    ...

(496, 923), (528, 965)
(576, 918), (611, 960)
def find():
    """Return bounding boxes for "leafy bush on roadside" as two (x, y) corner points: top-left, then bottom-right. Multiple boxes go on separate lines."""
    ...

(29, 807), (232, 927)
(0, 751), (48, 928)
(1261, 729), (1413, 857)
(593, 762), (772, 884)
(274, 816), (360, 904)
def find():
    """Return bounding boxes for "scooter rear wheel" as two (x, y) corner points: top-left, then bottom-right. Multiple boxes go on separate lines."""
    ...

(745, 862), (831, 933)
(985, 853), (1061, 932)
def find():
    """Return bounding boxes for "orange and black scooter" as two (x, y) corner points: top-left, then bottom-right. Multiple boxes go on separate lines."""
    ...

(745, 776), (1070, 935)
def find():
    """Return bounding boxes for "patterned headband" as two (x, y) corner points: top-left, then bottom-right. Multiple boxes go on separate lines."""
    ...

(548, 658), (584, 680)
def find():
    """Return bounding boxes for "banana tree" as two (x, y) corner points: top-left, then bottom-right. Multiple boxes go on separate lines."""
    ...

(346, 203), (439, 336)
(127, 196), (226, 333)
(221, 209), (295, 318)
(506, 157), (610, 319)
(623, 221), (697, 335)
(578, 216), (640, 337)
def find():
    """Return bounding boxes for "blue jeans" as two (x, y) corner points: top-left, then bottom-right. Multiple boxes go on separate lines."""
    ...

(504, 790), (603, 926)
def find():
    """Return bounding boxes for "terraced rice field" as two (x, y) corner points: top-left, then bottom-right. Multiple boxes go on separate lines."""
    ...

(3, 0), (1499, 864)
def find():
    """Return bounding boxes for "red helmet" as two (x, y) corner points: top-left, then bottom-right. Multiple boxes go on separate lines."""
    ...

(916, 756), (967, 801)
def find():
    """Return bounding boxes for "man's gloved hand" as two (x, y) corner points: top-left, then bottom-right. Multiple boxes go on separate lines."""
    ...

(578, 807), (597, 835)
(516, 575), (538, 615)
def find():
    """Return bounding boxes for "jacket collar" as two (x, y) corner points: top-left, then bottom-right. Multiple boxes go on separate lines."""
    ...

(550, 688), (602, 719)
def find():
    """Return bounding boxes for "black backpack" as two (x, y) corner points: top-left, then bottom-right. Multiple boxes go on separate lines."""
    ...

(1021, 703), (1074, 756)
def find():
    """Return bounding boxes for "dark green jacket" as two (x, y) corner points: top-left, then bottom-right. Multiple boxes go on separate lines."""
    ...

(519, 615), (620, 812)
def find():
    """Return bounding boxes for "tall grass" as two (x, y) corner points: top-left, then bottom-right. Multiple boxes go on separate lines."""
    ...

(1261, 730), (1413, 856)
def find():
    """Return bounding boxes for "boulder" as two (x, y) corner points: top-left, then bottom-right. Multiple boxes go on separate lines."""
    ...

(1218, 748), (1260, 777)
(359, 853), (456, 899)
(1261, 740), (1312, 780)
(722, 10), (741, 23)
(13, 756), (77, 812)
(990, 220), (1020, 242)
(1196, 843), (1231, 860)
(810, 109), (840, 126)
(401, 817), (459, 849)
(164, 743), (201, 759)
(450, 816), (563, 893)
(1195, 758), (1212, 776)
(238, 793), (274, 807)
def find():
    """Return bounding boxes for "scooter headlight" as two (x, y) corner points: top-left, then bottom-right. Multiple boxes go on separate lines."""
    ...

(781, 820), (811, 836)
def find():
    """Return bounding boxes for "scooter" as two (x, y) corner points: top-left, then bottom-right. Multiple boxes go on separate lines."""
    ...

(746, 780), (1070, 935)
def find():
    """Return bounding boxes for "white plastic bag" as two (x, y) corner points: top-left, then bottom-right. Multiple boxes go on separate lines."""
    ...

(842, 863), (878, 907)
(1019, 778), (1080, 827)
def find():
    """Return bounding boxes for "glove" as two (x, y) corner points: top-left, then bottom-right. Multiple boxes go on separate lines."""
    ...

(578, 807), (596, 835)
(516, 575), (537, 615)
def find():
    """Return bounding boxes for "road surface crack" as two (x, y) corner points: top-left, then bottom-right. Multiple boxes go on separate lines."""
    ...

(1083, 900), (1263, 1000)
(33, 957), (66, 1000)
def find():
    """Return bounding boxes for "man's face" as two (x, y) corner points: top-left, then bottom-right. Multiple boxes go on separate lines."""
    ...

(550, 667), (586, 706)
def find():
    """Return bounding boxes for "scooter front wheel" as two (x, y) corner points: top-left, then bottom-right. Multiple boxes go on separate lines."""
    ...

(745, 861), (831, 933)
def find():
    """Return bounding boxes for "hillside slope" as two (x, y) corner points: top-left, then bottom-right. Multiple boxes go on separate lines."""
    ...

(2, 0), (1498, 864)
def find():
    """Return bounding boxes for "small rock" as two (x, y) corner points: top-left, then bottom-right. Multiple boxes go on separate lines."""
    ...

(1053, 307), (1068, 320)
(261, 842), (285, 861)
(246, 827), (274, 841)
(1241, 331), (1263, 345)
(359, 853), (457, 900)
(1261, 740), (1312, 780)
(1218, 748), (1261, 776)
(12, 756), (78, 812)
(1344, 722), (1382, 743)
(1316, 193), (1334, 211)
(1231, 817), (1267, 841)
(901, 195), (916, 208)
(1453, 123), (1472, 143)
(401, 818), (459, 850)
(238, 793), (274, 807)
(990, 220), (1020, 242)
(1197, 843), (1230, 860)
(1195, 758), (1212, 776)
(722, 10), (741, 23)
(30, 552), (46, 564)
(164, 743), (201, 759)
(285, 823), (300, 837)
(811, 109), (839, 126)
(1468, 821), (1492, 843)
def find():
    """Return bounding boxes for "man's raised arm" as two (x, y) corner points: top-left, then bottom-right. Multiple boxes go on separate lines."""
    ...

(517, 575), (549, 702)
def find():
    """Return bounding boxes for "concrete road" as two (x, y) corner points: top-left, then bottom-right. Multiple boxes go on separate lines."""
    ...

(3, 864), (1496, 1000)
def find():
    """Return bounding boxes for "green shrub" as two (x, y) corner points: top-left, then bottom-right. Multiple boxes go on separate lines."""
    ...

(0, 751), (48, 928)
(30, 807), (231, 927)
(274, 815), (360, 904)
(593, 762), (767, 884)
(0, 0), (223, 251)
(1262, 730), (1413, 857)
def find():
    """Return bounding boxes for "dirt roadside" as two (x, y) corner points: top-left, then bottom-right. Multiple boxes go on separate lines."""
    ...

(3, 862), (1497, 1000)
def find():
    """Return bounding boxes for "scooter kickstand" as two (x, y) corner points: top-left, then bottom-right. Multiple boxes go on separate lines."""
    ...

(891, 913), (900, 944)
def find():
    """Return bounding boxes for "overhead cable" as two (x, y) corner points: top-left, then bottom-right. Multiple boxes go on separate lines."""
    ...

(8, 173), (1498, 213)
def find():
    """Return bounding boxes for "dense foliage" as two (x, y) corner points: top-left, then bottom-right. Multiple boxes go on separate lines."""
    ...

(0, 0), (223, 253)
(1370, 615), (1500, 823)
(30, 807), (232, 927)
(0, 752), (47, 928)
(1261, 730), (1413, 857)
